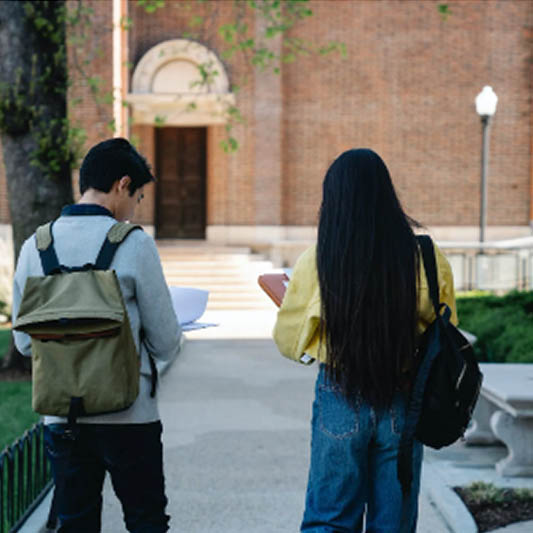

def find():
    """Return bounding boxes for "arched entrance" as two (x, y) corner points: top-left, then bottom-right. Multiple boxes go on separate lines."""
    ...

(128, 40), (234, 239)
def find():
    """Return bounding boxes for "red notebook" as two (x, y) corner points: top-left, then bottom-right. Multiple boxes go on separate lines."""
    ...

(258, 273), (289, 307)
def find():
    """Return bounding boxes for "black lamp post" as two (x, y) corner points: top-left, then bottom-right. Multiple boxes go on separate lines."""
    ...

(475, 86), (498, 250)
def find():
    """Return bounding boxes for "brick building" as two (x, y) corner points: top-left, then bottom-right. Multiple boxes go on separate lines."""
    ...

(0, 0), (532, 256)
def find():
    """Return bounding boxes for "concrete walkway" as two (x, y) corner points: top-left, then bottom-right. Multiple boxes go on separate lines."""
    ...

(99, 309), (454, 532)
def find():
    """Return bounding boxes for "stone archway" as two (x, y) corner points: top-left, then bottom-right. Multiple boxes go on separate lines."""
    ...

(127, 40), (234, 239)
(128, 39), (234, 126)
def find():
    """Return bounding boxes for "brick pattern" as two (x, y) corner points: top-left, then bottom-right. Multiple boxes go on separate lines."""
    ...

(281, 0), (533, 226)
(128, 0), (532, 228)
(1, 0), (531, 230)
(68, 0), (114, 201)
(0, 148), (8, 223)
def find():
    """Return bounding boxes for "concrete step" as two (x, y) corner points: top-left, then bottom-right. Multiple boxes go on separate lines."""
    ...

(166, 283), (264, 293)
(165, 276), (264, 284)
(158, 243), (275, 310)
(162, 259), (272, 272)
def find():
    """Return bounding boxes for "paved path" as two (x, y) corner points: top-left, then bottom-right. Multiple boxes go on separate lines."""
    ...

(100, 310), (453, 532)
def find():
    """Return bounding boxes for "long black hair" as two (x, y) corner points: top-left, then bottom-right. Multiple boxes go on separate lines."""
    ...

(317, 149), (420, 408)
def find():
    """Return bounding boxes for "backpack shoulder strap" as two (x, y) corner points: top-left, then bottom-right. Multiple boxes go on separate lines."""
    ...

(94, 222), (143, 270)
(35, 222), (60, 275)
(417, 235), (440, 315)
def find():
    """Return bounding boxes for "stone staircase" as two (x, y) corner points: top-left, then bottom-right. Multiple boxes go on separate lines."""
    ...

(157, 241), (277, 311)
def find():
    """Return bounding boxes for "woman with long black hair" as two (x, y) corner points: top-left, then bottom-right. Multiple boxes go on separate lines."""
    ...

(273, 149), (457, 532)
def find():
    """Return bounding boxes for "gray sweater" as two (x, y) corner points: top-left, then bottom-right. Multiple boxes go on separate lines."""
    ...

(12, 211), (182, 424)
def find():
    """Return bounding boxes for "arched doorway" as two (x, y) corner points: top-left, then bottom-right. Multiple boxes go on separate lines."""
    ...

(128, 40), (234, 239)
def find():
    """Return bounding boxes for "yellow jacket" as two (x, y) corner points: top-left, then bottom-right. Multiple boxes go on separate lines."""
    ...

(273, 242), (458, 364)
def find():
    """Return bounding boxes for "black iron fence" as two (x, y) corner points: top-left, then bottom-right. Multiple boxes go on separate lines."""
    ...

(0, 422), (55, 533)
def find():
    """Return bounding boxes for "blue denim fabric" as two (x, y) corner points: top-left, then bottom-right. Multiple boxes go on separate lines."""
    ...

(301, 365), (423, 533)
(44, 422), (169, 533)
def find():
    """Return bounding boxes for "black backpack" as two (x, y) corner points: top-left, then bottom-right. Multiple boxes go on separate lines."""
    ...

(397, 235), (483, 494)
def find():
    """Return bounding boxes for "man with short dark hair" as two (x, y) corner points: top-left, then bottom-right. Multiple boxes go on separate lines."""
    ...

(12, 138), (181, 532)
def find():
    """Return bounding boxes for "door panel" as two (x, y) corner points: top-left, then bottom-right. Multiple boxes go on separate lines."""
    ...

(156, 127), (206, 239)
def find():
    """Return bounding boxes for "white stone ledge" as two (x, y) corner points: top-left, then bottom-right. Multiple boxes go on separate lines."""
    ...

(466, 363), (533, 477)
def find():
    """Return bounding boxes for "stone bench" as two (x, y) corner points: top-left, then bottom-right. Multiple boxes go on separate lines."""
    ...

(465, 363), (533, 476)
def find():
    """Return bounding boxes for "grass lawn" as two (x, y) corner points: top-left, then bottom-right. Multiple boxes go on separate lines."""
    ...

(0, 327), (39, 451)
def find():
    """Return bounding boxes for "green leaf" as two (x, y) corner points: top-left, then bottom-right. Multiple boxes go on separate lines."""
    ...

(189, 15), (204, 28)
(282, 52), (296, 63)
(438, 3), (451, 20)
(154, 115), (167, 127)
(239, 38), (255, 50)
(265, 26), (279, 39)
(220, 136), (238, 153)
(219, 23), (237, 43)
(120, 16), (133, 30)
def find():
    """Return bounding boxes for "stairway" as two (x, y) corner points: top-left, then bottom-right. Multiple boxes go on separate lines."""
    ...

(157, 241), (277, 311)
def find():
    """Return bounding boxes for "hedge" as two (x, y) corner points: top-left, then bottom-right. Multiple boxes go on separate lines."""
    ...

(456, 291), (533, 364)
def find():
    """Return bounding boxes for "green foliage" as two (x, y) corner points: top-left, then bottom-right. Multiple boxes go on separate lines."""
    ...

(138, 0), (165, 14)
(0, 329), (38, 451)
(0, 1), (84, 180)
(0, 381), (39, 452)
(0, 327), (10, 358)
(154, 115), (167, 127)
(457, 290), (533, 363)
(190, 60), (220, 90)
(461, 481), (533, 506)
(3, 0), (347, 166)
(438, 4), (451, 21)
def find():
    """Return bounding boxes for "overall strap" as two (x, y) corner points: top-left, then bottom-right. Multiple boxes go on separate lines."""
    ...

(417, 235), (440, 314)
(36, 222), (60, 275)
(94, 223), (142, 270)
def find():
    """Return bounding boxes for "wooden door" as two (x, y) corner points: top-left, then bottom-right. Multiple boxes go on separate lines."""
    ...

(155, 127), (207, 239)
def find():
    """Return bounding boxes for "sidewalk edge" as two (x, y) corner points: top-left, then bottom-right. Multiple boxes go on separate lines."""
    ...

(422, 461), (478, 533)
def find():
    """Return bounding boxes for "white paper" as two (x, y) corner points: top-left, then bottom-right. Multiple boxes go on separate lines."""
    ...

(182, 322), (218, 332)
(169, 286), (217, 330)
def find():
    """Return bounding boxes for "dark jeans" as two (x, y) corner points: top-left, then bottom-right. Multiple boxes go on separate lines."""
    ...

(44, 421), (169, 533)
(301, 365), (423, 532)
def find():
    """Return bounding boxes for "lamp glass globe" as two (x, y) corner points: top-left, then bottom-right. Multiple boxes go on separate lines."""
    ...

(475, 86), (498, 116)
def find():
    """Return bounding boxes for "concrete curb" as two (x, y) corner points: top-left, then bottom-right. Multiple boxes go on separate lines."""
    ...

(422, 461), (478, 533)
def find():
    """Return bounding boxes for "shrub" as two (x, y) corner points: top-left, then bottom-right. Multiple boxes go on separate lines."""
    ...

(456, 291), (533, 363)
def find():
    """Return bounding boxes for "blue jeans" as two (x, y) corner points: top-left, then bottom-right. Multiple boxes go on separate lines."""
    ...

(301, 365), (423, 533)
(44, 422), (169, 533)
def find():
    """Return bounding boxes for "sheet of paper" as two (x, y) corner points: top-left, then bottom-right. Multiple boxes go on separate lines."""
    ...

(169, 286), (209, 326)
(182, 322), (218, 332)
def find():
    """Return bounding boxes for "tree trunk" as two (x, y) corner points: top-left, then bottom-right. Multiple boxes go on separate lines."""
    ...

(0, 1), (73, 372)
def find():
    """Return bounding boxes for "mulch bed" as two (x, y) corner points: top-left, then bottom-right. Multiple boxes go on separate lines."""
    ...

(455, 487), (533, 532)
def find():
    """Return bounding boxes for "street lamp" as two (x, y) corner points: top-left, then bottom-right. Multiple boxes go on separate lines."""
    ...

(475, 86), (498, 248)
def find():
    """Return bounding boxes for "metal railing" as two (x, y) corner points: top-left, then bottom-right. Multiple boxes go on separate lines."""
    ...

(0, 422), (55, 533)
(438, 236), (533, 292)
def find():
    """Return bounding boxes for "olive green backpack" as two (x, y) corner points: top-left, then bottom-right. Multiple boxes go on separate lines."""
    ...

(13, 221), (143, 427)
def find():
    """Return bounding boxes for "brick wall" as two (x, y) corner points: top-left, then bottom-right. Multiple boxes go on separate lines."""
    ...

(68, 0), (114, 200)
(281, 0), (533, 226)
(128, 0), (532, 228)
(0, 148), (8, 224)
